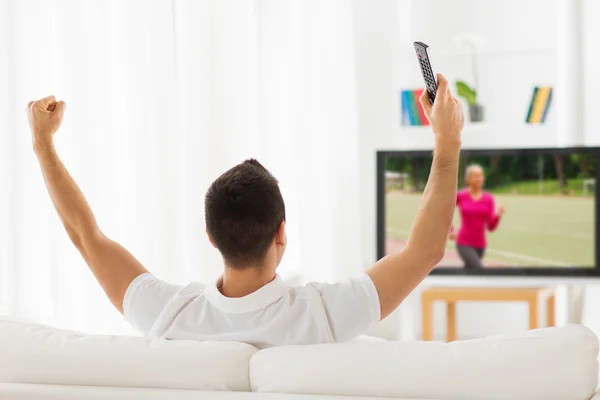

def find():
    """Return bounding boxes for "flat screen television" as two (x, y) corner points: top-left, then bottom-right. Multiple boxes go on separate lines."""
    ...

(377, 147), (600, 277)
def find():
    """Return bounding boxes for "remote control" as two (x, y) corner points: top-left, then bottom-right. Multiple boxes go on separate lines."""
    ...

(414, 41), (437, 104)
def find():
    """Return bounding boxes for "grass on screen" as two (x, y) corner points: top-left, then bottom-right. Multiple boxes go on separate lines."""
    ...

(386, 191), (594, 267)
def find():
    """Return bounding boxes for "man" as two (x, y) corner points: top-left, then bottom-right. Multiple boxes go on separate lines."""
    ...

(27, 74), (463, 348)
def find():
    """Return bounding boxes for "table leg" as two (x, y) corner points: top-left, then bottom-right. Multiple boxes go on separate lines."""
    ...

(422, 298), (433, 341)
(447, 301), (457, 342)
(528, 298), (539, 330)
(546, 294), (555, 327)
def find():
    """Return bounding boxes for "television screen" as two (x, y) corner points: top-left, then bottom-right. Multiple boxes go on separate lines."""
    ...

(377, 148), (600, 276)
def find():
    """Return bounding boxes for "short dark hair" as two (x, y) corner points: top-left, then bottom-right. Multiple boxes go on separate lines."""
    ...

(205, 159), (286, 268)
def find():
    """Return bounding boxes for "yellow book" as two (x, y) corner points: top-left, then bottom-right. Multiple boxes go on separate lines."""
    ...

(529, 87), (551, 124)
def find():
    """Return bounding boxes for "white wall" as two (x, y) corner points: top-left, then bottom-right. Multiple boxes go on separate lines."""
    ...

(0, 0), (15, 313)
(582, 0), (600, 335)
(354, 0), (600, 340)
(583, 0), (600, 146)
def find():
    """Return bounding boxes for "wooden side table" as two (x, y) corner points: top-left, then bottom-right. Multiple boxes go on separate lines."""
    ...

(421, 287), (555, 342)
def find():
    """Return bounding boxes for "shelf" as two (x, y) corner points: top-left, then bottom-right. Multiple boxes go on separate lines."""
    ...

(399, 123), (552, 134)
(400, 123), (488, 134)
(392, 123), (556, 151)
(433, 47), (555, 59)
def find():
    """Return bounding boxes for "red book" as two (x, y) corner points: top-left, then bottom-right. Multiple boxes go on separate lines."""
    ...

(414, 89), (430, 125)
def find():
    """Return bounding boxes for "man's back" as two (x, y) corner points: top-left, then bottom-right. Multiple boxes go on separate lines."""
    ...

(125, 273), (380, 349)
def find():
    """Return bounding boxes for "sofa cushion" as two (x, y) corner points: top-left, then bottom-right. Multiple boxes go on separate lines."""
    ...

(250, 324), (599, 400)
(0, 317), (257, 391)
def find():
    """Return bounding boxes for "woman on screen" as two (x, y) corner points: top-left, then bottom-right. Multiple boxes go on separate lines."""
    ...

(449, 164), (505, 269)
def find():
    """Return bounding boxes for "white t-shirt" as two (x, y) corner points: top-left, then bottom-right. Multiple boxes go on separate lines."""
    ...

(123, 273), (381, 349)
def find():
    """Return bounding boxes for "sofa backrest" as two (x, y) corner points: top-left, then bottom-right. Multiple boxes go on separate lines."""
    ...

(0, 317), (257, 391)
(250, 325), (599, 400)
(0, 317), (598, 400)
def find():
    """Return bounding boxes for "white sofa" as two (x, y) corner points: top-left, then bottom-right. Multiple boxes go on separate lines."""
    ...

(0, 317), (598, 400)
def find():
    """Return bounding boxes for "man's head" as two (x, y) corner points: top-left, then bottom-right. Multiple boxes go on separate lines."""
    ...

(205, 159), (286, 270)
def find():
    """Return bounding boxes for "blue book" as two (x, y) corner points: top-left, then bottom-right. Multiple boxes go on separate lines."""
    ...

(402, 90), (416, 126)
(401, 91), (410, 125)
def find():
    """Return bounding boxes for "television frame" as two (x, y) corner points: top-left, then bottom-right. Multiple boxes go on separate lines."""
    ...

(376, 147), (600, 277)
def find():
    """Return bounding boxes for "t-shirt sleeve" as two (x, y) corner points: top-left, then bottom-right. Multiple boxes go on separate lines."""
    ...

(123, 273), (183, 336)
(310, 274), (381, 343)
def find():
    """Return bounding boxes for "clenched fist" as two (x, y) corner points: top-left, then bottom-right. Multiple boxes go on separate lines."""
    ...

(419, 74), (464, 155)
(26, 95), (66, 149)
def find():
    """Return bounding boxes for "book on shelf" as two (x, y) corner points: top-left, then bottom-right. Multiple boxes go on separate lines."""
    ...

(401, 89), (430, 126)
(526, 86), (552, 124)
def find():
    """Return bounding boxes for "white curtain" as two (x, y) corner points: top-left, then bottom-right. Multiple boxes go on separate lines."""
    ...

(0, 0), (364, 334)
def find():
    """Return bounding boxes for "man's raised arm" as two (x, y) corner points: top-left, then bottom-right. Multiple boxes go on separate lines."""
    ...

(367, 74), (464, 319)
(27, 96), (148, 313)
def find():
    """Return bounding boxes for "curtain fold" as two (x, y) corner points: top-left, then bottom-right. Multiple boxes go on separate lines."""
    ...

(0, 0), (364, 334)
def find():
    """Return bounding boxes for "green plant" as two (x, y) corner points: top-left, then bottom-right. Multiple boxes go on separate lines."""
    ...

(455, 81), (477, 106)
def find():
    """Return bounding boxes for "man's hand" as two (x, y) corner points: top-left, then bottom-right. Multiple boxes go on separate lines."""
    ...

(26, 95), (66, 149)
(419, 74), (464, 156)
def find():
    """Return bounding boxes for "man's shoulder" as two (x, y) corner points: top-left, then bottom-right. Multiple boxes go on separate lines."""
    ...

(289, 274), (377, 297)
(286, 281), (324, 298)
(176, 281), (207, 297)
(283, 281), (343, 304)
